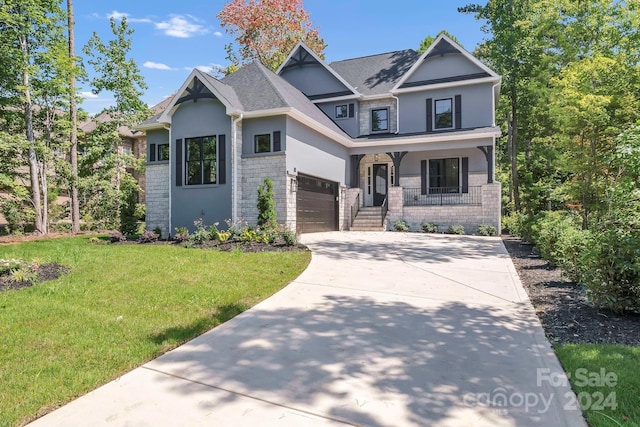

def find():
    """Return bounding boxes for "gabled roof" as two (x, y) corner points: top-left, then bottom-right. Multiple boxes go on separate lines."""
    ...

(158, 69), (243, 124)
(223, 61), (349, 137)
(393, 34), (499, 91)
(135, 95), (175, 130)
(276, 42), (359, 97)
(80, 111), (143, 139)
(329, 49), (420, 97)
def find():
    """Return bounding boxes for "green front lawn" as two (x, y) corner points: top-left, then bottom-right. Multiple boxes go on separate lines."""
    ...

(0, 237), (310, 426)
(555, 344), (640, 426)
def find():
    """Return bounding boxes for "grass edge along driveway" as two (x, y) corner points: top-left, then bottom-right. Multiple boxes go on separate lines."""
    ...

(0, 237), (310, 427)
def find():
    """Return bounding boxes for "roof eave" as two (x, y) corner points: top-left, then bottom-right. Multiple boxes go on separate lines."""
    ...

(393, 76), (501, 94)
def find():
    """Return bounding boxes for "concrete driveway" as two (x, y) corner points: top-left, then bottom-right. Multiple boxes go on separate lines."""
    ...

(30, 232), (586, 427)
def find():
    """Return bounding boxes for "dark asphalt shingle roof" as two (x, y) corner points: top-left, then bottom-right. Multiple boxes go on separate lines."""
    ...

(329, 49), (420, 96)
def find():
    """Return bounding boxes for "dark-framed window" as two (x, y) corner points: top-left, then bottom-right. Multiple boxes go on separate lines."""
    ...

(371, 108), (389, 132)
(157, 144), (169, 161)
(434, 98), (453, 129)
(186, 136), (217, 185)
(254, 134), (271, 153)
(429, 158), (459, 192)
(335, 104), (348, 119)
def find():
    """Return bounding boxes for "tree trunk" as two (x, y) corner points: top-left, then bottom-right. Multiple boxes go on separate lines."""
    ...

(20, 34), (45, 235)
(511, 88), (521, 212)
(68, 0), (80, 233)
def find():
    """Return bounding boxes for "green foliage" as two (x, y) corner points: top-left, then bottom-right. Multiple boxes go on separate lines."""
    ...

(418, 30), (461, 53)
(239, 227), (257, 243)
(446, 225), (465, 235)
(530, 211), (582, 265)
(477, 225), (497, 236)
(108, 230), (126, 243)
(0, 199), (35, 234)
(174, 227), (189, 242)
(394, 220), (409, 232)
(421, 222), (438, 233)
(257, 177), (277, 229)
(280, 227), (298, 246)
(217, 230), (231, 242)
(188, 219), (210, 244)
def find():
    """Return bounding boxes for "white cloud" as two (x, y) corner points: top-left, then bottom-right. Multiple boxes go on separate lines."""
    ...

(184, 64), (224, 74)
(79, 91), (99, 99)
(107, 10), (129, 20)
(214, 31), (223, 37)
(155, 15), (209, 38)
(143, 61), (173, 71)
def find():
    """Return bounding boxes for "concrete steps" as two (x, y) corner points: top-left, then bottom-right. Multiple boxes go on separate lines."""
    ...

(350, 207), (385, 231)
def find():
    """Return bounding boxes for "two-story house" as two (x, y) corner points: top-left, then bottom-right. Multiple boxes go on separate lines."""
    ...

(138, 34), (501, 236)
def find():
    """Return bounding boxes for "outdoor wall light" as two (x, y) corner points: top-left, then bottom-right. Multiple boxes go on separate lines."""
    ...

(290, 177), (298, 193)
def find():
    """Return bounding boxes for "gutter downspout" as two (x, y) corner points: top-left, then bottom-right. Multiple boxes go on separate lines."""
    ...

(491, 81), (500, 127)
(164, 125), (172, 238)
(231, 114), (243, 222)
(391, 94), (400, 134)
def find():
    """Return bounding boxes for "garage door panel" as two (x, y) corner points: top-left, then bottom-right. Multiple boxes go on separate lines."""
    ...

(296, 175), (338, 234)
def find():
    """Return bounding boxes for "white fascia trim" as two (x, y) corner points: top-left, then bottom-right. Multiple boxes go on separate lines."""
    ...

(158, 69), (236, 123)
(392, 76), (501, 94)
(133, 122), (168, 131)
(393, 34), (499, 91)
(276, 42), (361, 97)
(287, 109), (354, 147)
(361, 93), (396, 101)
(353, 128), (502, 149)
(240, 107), (292, 119)
(311, 94), (361, 104)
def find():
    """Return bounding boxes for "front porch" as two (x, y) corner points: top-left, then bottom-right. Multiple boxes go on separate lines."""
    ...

(346, 147), (501, 234)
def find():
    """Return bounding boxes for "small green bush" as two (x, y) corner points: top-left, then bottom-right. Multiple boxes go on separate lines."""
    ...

(257, 178), (277, 229)
(530, 211), (581, 265)
(174, 227), (189, 241)
(109, 230), (126, 243)
(421, 222), (438, 233)
(502, 212), (536, 242)
(477, 225), (497, 236)
(447, 225), (465, 235)
(280, 227), (298, 246)
(239, 227), (257, 243)
(153, 227), (162, 239)
(217, 230), (231, 242)
(394, 220), (409, 232)
(188, 219), (210, 244)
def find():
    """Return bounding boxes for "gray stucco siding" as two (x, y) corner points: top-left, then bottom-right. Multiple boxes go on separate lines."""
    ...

(285, 117), (350, 185)
(242, 116), (286, 155)
(405, 54), (485, 84)
(316, 101), (359, 138)
(398, 83), (494, 134)
(170, 98), (233, 231)
(146, 129), (169, 162)
(280, 65), (351, 98)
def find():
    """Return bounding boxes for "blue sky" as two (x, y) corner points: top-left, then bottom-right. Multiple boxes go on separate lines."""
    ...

(71, 1), (488, 115)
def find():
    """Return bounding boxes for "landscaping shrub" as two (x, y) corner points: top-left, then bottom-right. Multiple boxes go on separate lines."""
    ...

(421, 222), (438, 233)
(257, 177), (277, 229)
(446, 225), (465, 235)
(477, 225), (497, 236)
(280, 227), (298, 246)
(153, 227), (162, 239)
(188, 219), (210, 244)
(109, 230), (126, 243)
(394, 220), (409, 232)
(580, 227), (640, 314)
(174, 227), (189, 241)
(137, 229), (159, 243)
(530, 211), (582, 265)
(555, 226), (590, 283)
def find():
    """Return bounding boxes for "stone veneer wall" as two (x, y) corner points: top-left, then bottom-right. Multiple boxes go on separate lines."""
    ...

(399, 172), (487, 190)
(240, 154), (287, 226)
(359, 99), (397, 136)
(344, 188), (363, 230)
(145, 163), (170, 238)
(387, 183), (501, 234)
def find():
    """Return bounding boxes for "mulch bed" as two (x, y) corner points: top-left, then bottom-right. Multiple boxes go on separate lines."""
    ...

(110, 238), (308, 253)
(502, 236), (640, 346)
(0, 263), (69, 293)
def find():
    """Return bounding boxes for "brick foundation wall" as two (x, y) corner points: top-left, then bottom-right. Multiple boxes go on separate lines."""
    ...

(145, 163), (170, 238)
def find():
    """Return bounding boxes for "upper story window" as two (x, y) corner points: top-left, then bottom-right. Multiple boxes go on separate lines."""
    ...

(371, 108), (389, 132)
(157, 144), (169, 161)
(335, 104), (348, 119)
(254, 134), (271, 153)
(435, 98), (453, 129)
(186, 136), (216, 185)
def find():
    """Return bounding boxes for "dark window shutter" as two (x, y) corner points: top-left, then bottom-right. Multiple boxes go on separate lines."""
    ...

(348, 103), (355, 118)
(273, 131), (281, 152)
(150, 144), (156, 162)
(461, 157), (469, 193)
(218, 134), (226, 184)
(426, 98), (433, 132)
(455, 95), (462, 129)
(421, 160), (427, 195)
(175, 139), (182, 187)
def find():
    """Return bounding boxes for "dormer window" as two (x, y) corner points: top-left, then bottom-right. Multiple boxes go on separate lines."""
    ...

(371, 108), (389, 132)
(335, 105), (348, 119)
(435, 98), (453, 129)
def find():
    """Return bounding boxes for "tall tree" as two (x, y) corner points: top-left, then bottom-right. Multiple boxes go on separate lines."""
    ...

(417, 30), (461, 54)
(218, 0), (326, 71)
(67, 0), (80, 233)
(0, 0), (66, 235)
(82, 17), (149, 232)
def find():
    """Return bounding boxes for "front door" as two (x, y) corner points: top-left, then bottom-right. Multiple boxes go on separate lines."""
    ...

(373, 163), (388, 206)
